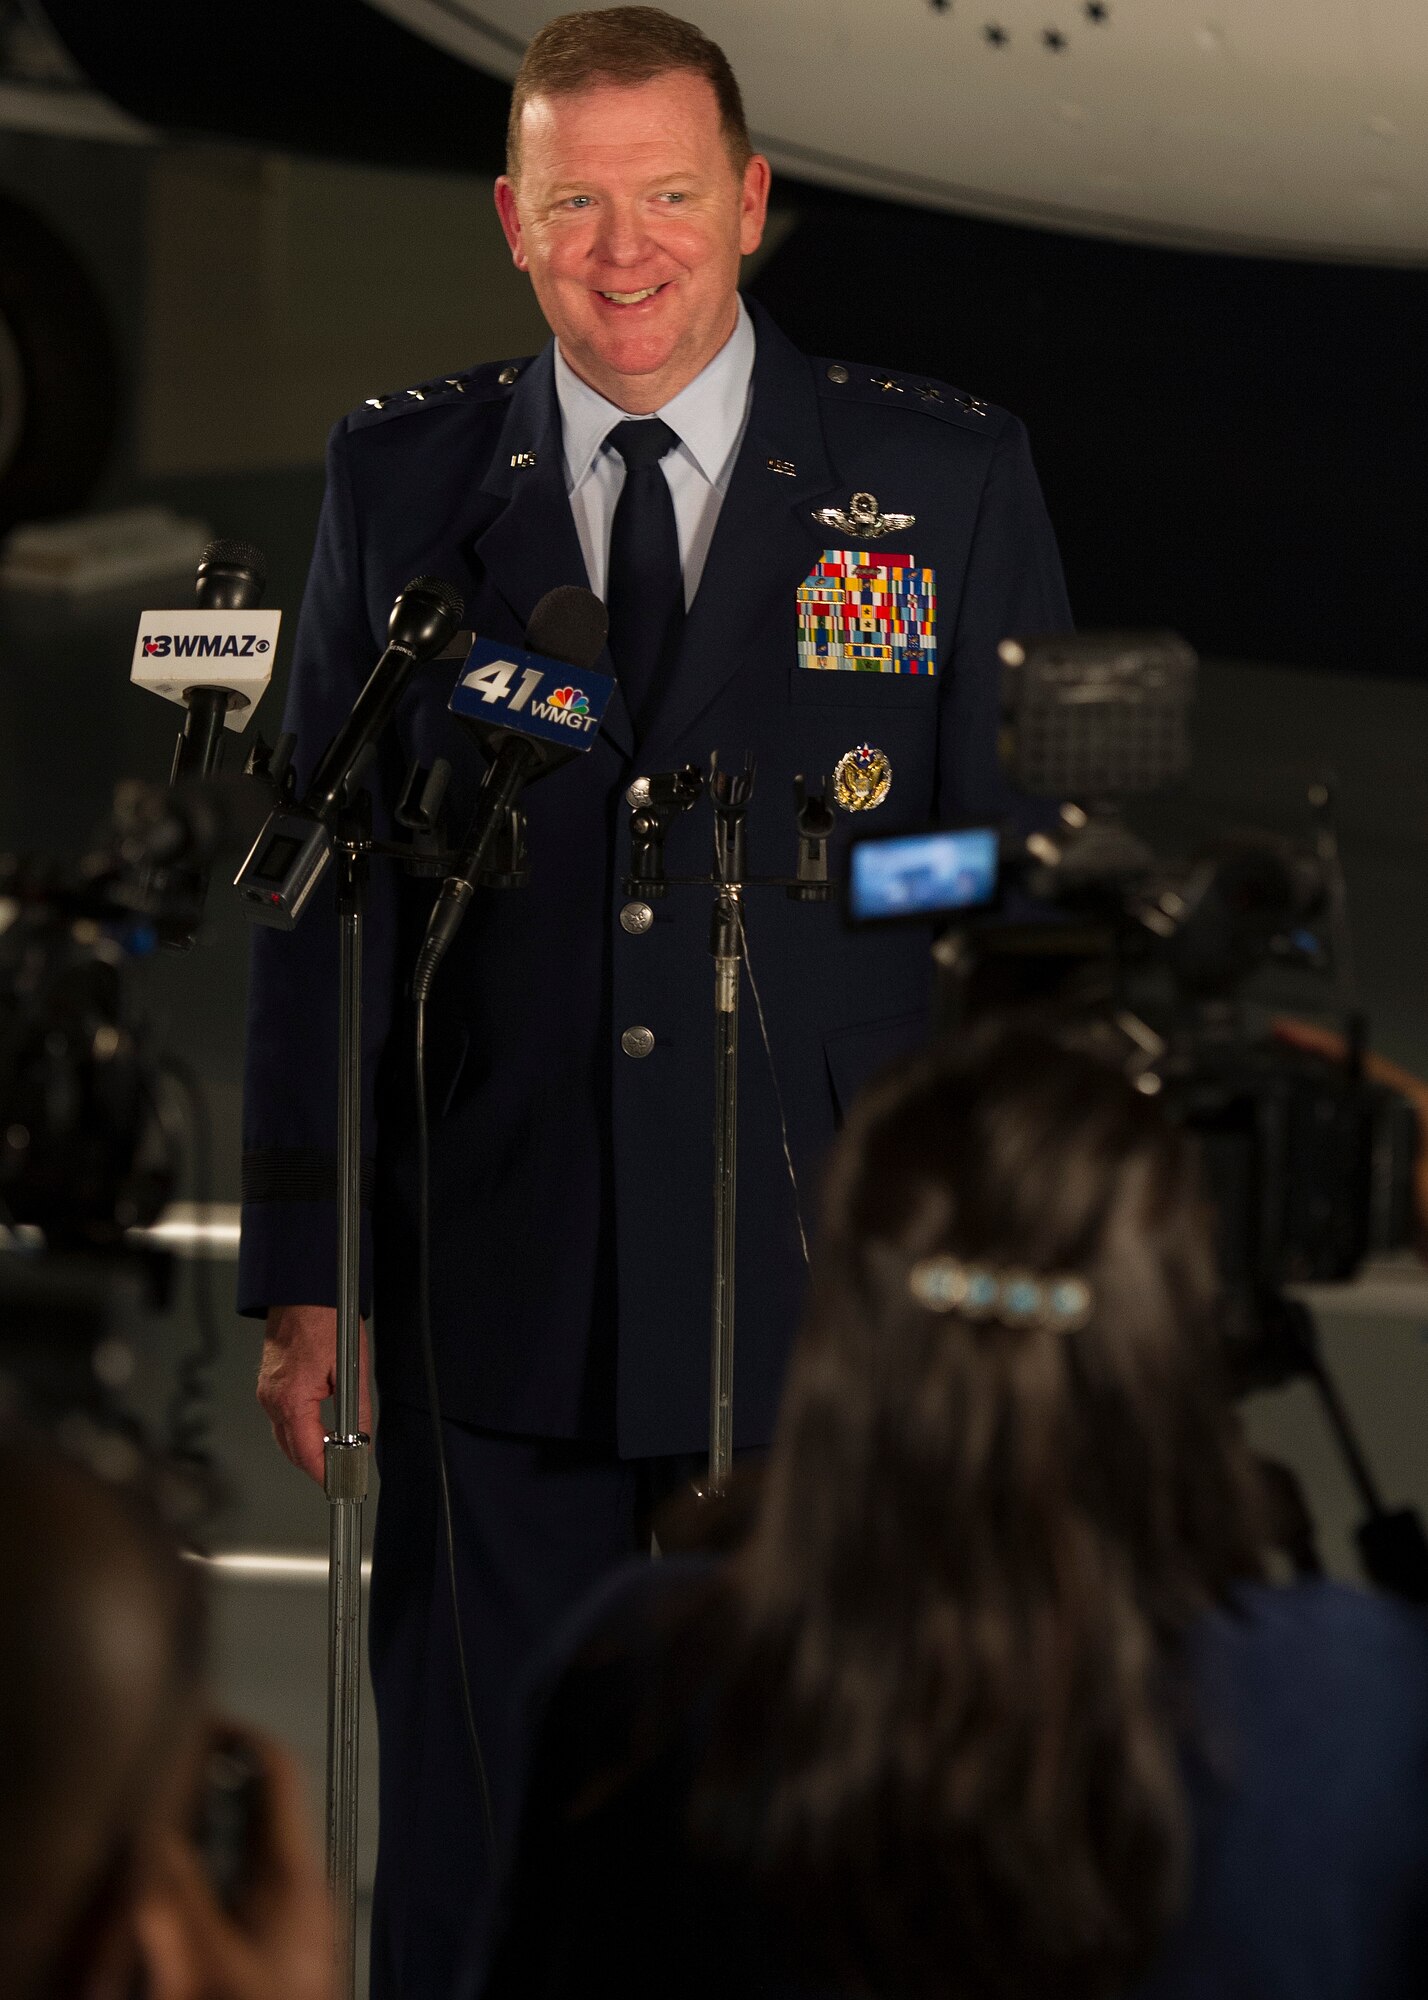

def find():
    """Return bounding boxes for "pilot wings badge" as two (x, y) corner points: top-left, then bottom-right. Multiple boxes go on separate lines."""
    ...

(812, 491), (915, 539)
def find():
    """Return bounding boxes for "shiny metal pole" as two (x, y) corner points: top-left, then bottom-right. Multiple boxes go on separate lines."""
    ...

(326, 835), (370, 2000)
(709, 885), (741, 1494)
(705, 754), (754, 1498)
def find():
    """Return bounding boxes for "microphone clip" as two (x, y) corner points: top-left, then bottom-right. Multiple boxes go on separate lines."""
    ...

(475, 807), (529, 890)
(710, 751), (756, 887)
(244, 731), (297, 800)
(790, 774), (835, 902)
(394, 759), (455, 878)
(393, 758), (526, 886)
(624, 764), (703, 897)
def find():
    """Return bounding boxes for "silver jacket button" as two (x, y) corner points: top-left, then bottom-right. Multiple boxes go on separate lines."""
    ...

(626, 776), (651, 807)
(619, 901), (654, 935)
(621, 1025), (655, 1059)
(498, 365), (520, 385)
(826, 362), (850, 384)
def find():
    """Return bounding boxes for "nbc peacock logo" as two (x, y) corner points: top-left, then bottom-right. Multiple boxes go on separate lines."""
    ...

(531, 681), (599, 733)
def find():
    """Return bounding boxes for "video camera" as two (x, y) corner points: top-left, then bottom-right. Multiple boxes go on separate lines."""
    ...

(852, 632), (1428, 1597)
(849, 632), (1419, 1301)
(0, 775), (273, 1243)
(0, 771), (273, 1458)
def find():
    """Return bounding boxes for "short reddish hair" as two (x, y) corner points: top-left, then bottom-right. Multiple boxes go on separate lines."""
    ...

(506, 7), (753, 178)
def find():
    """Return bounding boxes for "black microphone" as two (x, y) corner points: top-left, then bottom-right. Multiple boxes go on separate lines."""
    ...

(195, 538), (268, 610)
(235, 575), (465, 929)
(128, 539), (276, 949)
(153, 540), (271, 783)
(412, 586), (611, 1001)
(303, 575), (465, 822)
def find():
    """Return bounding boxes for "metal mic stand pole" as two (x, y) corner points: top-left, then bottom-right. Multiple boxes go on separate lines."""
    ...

(706, 755), (754, 1495)
(625, 761), (825, 1502)
(326, 793), (371, 2000)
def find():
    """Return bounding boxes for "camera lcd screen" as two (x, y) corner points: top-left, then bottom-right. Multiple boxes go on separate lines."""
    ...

(849, 827), (1000, 922)
(254, 832), (305, 882)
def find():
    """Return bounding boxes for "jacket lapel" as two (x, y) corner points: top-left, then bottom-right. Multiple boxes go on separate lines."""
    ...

(465, 343), (636, 761)
(639, 300), (845, 765)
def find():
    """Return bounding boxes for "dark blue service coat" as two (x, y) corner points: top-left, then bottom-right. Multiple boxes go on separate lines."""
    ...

(238, 298), (1071, 1457)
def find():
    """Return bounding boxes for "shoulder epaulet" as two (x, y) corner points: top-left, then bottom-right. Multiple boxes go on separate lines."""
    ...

(813, 358), (1009, 438)
(346, 357), (534, 430)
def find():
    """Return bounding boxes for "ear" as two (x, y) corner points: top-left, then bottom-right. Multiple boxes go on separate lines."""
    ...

(738, 154), (773, 258)
(494, 177), (528, 271)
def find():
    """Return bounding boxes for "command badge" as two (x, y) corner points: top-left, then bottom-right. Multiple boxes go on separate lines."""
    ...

(813, 491), (915, 539)
(833, 744), (892, 812)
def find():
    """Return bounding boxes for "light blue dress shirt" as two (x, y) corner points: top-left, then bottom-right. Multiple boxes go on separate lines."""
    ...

(553, 299), (756, 610)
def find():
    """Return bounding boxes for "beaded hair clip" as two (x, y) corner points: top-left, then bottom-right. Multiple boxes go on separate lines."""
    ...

(908, 1256), (1093, 1332)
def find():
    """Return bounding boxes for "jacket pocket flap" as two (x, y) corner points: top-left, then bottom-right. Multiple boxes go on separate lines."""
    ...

(824, 1009), (929, 1119)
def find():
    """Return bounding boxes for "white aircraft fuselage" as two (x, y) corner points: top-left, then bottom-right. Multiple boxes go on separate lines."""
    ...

(364, 0), (1428, 264)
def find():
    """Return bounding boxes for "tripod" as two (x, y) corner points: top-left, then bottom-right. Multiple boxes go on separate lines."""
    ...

(1235, 1288), (1428, 1601)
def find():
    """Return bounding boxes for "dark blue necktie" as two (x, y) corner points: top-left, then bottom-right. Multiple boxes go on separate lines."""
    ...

(605, 418), (685, 737)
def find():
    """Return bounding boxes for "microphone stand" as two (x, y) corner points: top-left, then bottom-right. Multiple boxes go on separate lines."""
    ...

(244, 758), (450, 2000)
(326, 789), (371, 2000)
(320, 767), (456, 1998)
(708, 756), (753, 1494)
(625, 758), (832, 1498)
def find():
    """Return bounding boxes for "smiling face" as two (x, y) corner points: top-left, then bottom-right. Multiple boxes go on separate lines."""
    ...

(494, 71), (770, 414)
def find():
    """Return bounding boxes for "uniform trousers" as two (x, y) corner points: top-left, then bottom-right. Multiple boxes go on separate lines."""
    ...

(367, 1399), (706, 2000)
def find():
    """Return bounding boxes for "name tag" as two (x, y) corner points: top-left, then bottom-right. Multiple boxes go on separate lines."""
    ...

(796, 549), (936, 676)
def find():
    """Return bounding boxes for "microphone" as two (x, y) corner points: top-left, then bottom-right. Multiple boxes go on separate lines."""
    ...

(412, 586), (612, 1001)
(235, 575), (464, 929)
(304, 576), (464, 822)
(195, 539), (267, 609)
(130, 539), (278, 783)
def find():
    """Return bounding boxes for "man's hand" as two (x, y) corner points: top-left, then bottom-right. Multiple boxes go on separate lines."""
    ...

(134, 1728), (333, 2000)
(257, 1306), (372, 1485)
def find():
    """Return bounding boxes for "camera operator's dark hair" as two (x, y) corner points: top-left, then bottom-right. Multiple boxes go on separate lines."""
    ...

(0, 1437), (205, 2000)
(702, 1024), (1265, 2000)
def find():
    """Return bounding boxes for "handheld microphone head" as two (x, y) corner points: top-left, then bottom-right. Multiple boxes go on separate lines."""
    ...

(195, 538), (267, 610)
(390, 575), (465, 659)
(134, 541), (282, 778)
(525, 585), (609, 673)
(417, 586), (611, 999)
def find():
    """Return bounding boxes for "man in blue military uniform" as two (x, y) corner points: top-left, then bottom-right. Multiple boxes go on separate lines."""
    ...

(241, 8), (1071, 1992)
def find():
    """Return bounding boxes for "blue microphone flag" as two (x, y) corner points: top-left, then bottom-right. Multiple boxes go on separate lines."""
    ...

(451, 637), (615, 750)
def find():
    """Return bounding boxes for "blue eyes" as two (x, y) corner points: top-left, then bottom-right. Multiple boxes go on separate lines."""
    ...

(560, 192), (687, 211)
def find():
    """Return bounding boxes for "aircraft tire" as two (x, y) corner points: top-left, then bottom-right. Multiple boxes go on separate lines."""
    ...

(0, 190), (120, 533)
